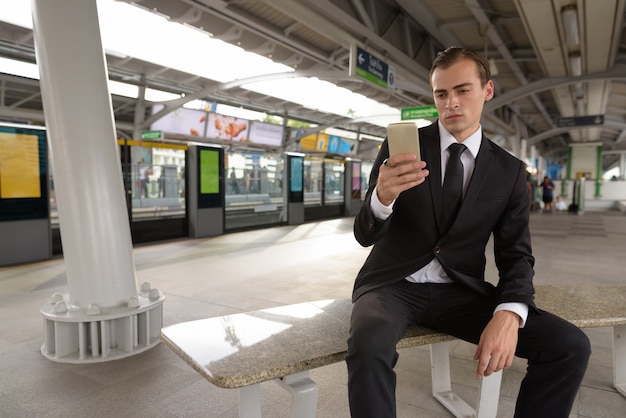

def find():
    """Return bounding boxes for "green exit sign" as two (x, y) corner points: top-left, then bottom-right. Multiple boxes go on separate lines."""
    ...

(141, 130), (162, 140)
(401, 105), (438, 120)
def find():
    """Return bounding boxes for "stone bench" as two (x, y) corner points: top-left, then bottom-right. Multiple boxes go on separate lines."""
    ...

(161, 285), (626, 417)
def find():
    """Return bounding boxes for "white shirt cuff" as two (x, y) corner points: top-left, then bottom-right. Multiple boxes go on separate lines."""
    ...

(371, 185), (394, 220)
(494, 302), (529, 328)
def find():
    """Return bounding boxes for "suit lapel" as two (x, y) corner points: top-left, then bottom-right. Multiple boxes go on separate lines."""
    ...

(420, 124), (443, 226)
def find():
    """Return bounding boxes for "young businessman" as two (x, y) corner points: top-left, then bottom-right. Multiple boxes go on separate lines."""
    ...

(346, 47), (590, 418)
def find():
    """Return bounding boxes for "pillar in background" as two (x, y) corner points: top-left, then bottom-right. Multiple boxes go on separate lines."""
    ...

(32, 0), (163, 363)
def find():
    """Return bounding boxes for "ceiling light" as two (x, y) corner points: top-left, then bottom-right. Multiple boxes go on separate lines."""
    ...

(569, 51), (582, 77)
(576, 99), (585, 116)
(488, 58), (499, 76)
(573, 82), (584, 99)
(561, 5), (580, 47)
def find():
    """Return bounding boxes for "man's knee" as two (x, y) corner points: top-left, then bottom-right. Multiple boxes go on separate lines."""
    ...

(542, 324), (591, 376)
(567, 327), (591, 371)
(348, 315), (399, 357)
(521, 314), (591, 371)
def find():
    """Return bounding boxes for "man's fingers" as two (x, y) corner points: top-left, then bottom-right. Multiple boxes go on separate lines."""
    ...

(377, 159), (429, 204)
(385, 153), (417, 167)
(477, 354), (498, 378)
(474, 347), (489, 378)
(476, 352), (513, 378)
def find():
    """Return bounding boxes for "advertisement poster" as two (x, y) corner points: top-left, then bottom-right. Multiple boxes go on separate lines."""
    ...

(317, 133), (329, 151)
(151, 107), (284, 146)
(297, 132), (355, 155)
(150, 104), (207, 137)
(297, 133), (317, 151)
(290, 157), (303, 192)
(207, 113), (249, 141)
(0, 132), (40, 198)
(200, 149), (220, 194)
(248, 121), (284, 146)
(329, 135), (356, 155)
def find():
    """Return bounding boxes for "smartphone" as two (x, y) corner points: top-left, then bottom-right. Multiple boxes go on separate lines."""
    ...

(387, 122), (421, 170)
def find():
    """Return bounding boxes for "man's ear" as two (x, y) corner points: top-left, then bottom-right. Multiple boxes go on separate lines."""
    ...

(484, 80), (495, 101)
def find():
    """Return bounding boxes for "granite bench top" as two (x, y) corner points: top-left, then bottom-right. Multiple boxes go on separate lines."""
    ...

(161, 285), (626, 389)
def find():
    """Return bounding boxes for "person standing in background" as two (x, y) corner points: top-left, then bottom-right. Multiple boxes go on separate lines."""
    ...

(139, 158), (150, 198)
(230, 167), (240, 194)
(541, 176), (555, 211)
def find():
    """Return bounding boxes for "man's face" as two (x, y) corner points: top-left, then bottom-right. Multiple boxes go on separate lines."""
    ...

(431, 58), (494, 142)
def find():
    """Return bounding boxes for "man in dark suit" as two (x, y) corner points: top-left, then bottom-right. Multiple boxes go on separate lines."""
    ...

(346, 47), (590, 418)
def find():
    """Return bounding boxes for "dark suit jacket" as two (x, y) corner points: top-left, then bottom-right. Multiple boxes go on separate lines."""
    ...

(353, 122), (536, 309)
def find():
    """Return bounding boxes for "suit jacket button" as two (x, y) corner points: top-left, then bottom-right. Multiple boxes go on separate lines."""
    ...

(434, 245), (441, 254)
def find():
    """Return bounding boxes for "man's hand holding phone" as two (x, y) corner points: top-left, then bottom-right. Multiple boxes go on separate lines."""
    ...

(376, 122), (429, 206)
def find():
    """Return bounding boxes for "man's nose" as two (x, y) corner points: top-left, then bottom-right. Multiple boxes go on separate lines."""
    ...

(445, 94), (459, 109)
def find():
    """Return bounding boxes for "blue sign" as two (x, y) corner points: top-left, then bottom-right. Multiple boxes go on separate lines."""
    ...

(352, 45), (395, 91)
(557, 115), (604, 128)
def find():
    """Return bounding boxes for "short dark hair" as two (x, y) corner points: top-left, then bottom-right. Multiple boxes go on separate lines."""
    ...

(429, 46), (491, 87)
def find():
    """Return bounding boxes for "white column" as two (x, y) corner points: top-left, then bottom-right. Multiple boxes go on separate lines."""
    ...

(31, 0), (137, 308)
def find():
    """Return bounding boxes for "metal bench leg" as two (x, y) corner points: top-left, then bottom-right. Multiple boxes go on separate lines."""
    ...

(430, 342), (501, 418)
(615, 324), (626, 397)
(239, 384), (262, 418)
(476, 370), (502, 418)
(275, 371), (319, 418)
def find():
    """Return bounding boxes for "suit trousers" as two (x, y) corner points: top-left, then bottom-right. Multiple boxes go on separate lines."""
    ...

(346, 281), (591, 418)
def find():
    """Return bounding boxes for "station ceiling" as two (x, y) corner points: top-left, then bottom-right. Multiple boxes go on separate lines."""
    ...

(0, 0), (625, 168)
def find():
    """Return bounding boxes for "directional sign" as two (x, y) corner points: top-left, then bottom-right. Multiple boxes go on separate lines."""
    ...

(141, 130), (163, 140)
(401, 105), (438, 120)
(350, 45), (395, 91)
(556, 115), (604, 128)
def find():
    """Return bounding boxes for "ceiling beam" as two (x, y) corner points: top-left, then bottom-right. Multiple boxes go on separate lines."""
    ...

(486, 65), (626, 112)
(528, 121), (626, 146)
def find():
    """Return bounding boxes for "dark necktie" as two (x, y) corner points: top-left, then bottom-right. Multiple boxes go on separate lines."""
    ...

(440, 143), (467, 234)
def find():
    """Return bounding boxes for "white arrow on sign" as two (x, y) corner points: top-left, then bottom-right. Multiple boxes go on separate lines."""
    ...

(358, 53), (365, 65)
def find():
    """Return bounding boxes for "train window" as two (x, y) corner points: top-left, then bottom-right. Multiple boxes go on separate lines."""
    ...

(130, 142), (186, 221)
(224, 150), (284, 230)
(304, 158), (323, 208)
(361, 161), (373, 200)
(324, 160), (344, 206)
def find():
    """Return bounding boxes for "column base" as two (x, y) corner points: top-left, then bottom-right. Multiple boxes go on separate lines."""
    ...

(40, 285), (164, 364)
